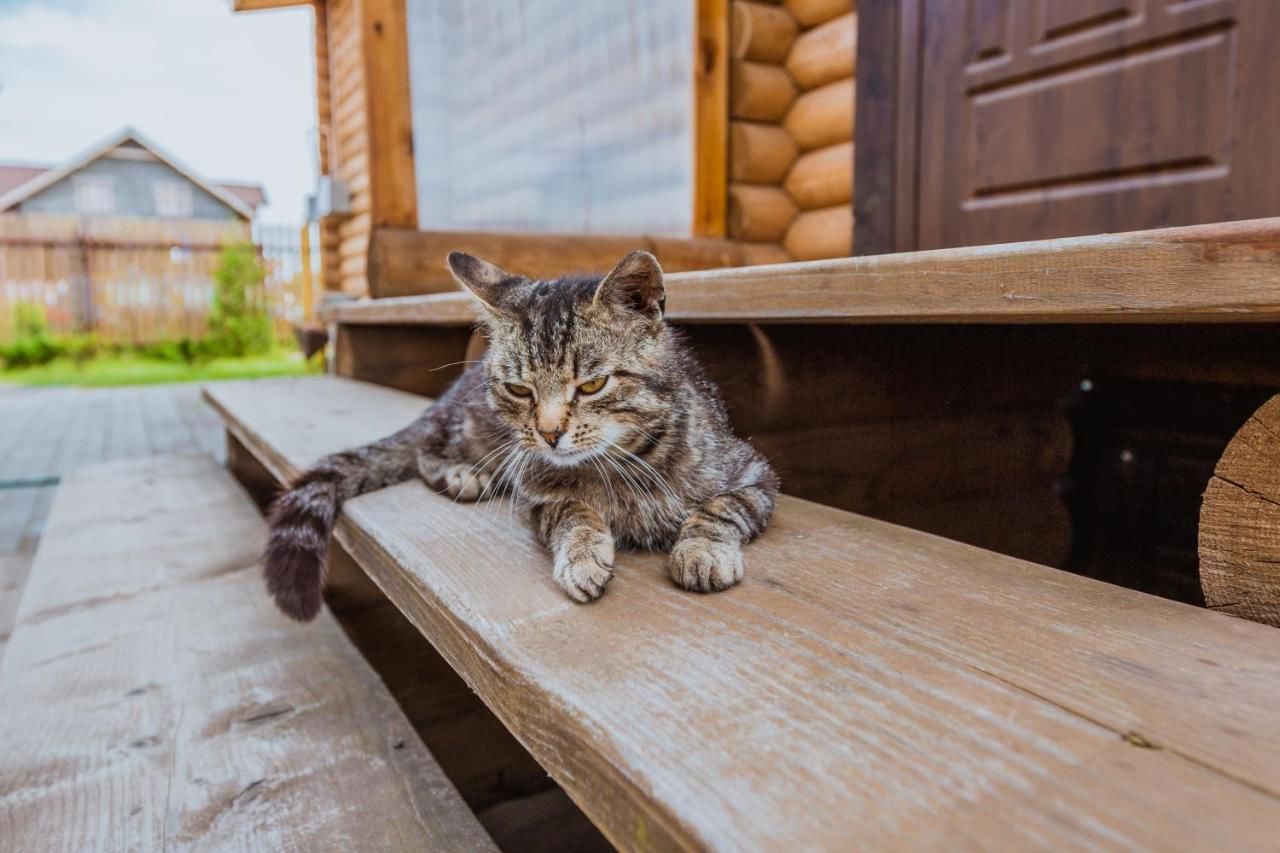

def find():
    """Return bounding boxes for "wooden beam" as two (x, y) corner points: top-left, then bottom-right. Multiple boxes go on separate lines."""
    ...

(367, 226), (757, 298)
(205, 376), (1280, 851)
(693, 0), (730, 237)
(1200, 394), (1280, 627)
(327, 218), (1280, 326)
(360, 0), (418, 230)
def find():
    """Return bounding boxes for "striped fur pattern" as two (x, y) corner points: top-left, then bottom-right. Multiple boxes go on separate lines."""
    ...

(263, 250), (778, 619)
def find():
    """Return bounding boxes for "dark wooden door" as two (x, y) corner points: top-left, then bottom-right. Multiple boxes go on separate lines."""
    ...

(857, 0), (1280, 253)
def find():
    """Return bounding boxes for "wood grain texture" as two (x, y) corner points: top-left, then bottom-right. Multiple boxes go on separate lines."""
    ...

(729, 120), (798, 184)
(360, 0), (418, 232)
(784, 75), (855, 150)
(731, 0), (798, 62)
(327, 217), (1280, 326)
(785, 10), (856, 90)
(784, 140), (853, 209)
(730, 59), (798, 121)
(783, 203), (853, 259)
(0, 455), (495, 852)
(914, 0), (1280, 252)
(206, 377), (1280, 851)
(727, 183), (798, 241)
(367, 227), (751, 298)
(694, 0), (730, 238)
(1200, 394), (1280, 627)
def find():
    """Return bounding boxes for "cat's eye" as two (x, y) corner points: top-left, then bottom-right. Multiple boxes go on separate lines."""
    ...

(504, 382), (534, 398)
(577, 376), (608, 395)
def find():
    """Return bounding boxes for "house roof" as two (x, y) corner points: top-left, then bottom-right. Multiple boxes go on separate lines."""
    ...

(0, 128), (267, 219)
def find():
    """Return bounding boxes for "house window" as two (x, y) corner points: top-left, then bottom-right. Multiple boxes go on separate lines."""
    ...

(154, 180), (194, 218)
(73, 176), (116, 215)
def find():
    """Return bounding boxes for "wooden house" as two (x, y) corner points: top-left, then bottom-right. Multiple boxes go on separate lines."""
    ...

(4, 2), (1280, 849)
(0, 127), (264, 229)
(232, 0), (1280, 601)
(0, 129), (281, 342)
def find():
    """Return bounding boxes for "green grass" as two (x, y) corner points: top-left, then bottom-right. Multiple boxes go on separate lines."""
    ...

(0, 350), (319, 387)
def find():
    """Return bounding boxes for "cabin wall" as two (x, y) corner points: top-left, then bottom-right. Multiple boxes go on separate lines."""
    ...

(327, 0), (373, 295)
(727, 1), (799, 260)
(779, 0), (854, 259)
(727, 0), (855, 261)
(313, 1), (341, 292)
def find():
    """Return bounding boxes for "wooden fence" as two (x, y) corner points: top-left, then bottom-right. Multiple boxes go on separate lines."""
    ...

(0, 215), (316, 345)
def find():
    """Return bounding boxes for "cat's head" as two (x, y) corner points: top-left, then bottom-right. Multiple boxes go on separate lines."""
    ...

(448, 250), (673, 468)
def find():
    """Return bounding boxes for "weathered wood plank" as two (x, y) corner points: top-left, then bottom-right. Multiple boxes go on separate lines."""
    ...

(326, 217), (1280, 326)
(0, 455), (494, 852)
(206, 377), (1280, 851)
(1200, 394), (1280, 627)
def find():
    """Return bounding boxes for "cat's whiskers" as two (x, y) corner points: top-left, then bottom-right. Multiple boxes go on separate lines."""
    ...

(603, 439), (682, 507)
(599, 451), (653, 510)
(453, 437), (521, 504)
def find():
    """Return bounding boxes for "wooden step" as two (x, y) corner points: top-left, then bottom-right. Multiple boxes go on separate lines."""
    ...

(321, 217), (1280, 326)
(204, 376), (1280, 850)
(0, 454), (495, 852)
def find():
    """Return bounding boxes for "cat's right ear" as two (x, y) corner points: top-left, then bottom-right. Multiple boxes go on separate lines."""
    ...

(447, 252), (515, 313)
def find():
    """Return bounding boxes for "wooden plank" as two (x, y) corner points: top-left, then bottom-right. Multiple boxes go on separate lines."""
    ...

(0, 455), (495, 852)
(366, 227), (752, 299)
(694, 0), (730, 238)
(206, 377), (1280, 851)
(360, 0), (418, 230)
(1200, 394), (1280, 627)
(326, 217), (1280, 325)
(334, 324), (474, 397)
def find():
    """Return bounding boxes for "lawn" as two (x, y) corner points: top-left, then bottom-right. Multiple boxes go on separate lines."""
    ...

(0, 350), (318, 387)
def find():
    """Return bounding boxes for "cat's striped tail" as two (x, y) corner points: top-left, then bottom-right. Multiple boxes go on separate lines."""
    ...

(263, 424), (424, 621)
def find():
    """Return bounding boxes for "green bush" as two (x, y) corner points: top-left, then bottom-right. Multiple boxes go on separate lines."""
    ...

(1, 303), (61, 368)
(206, 243), (273, 358)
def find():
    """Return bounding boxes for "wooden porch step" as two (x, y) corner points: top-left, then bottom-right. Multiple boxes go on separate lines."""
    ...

(205, 376), (1280, 850)
(0, 454), (496, 852)
(322, 217), (1280, 326)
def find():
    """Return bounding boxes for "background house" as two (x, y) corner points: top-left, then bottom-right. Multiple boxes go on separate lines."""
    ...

(0, 128), (265, 226)
(0, 129), (316, 344)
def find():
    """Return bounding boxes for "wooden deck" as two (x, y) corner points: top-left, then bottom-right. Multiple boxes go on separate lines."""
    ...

(207, 376), (1280, 851)
(0, 384), (226, 664)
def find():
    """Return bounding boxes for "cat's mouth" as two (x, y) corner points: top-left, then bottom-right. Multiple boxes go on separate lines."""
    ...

(536, 444), (601, 468)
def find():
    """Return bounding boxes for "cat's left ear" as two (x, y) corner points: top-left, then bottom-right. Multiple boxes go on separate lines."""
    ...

(593, 251), (665, 320)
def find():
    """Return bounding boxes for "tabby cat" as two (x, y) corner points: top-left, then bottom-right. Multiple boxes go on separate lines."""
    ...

(264, 250), (779, 620)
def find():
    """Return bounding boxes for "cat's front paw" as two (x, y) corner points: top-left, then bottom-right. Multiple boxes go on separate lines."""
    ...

(420, 457), (493, 502)
(669, 537), (744, 593)
(553, 535), (615, 603)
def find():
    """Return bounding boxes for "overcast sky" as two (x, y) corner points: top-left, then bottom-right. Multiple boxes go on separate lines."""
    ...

(0, 0), (316, 223)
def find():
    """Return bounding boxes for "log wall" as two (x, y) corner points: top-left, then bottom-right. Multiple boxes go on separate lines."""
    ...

(728, 1), (800, 258)
(780, 0), (855, 259)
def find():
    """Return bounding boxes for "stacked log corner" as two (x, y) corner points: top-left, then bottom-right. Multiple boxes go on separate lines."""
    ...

(781, 0), (855, 260)
(728, 1), (800, 258)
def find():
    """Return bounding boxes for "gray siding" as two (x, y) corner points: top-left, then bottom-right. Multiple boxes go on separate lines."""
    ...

(16, 157), (243, 221)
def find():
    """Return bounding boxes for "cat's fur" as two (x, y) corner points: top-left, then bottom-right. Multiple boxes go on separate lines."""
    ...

(264, 250), (779, 620)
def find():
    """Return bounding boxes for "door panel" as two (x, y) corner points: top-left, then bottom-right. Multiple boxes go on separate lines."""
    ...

(913, 0), (1280, 250)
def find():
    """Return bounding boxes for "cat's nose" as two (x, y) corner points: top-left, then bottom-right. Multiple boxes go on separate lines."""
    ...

(539, 428), (565, 448)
